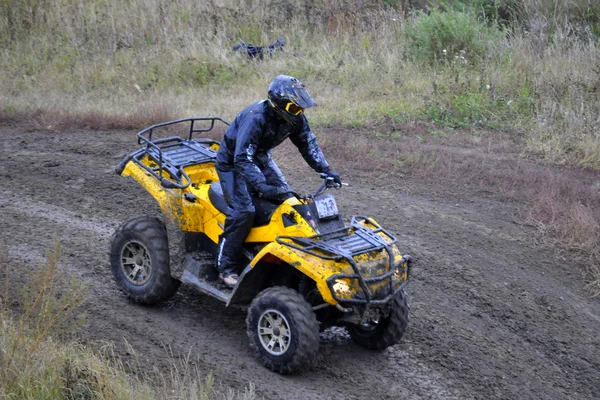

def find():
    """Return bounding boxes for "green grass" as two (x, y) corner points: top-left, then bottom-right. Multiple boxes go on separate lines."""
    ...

(0, 2), (597, 163)
(406, 8), (503, 65)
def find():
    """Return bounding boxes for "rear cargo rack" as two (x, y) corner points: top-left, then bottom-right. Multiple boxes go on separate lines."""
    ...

(116, 117), (230, 189)
(277, 216), (406, 305)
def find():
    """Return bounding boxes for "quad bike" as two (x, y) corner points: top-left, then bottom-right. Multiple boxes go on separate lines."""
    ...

(110, 118), (413, 374)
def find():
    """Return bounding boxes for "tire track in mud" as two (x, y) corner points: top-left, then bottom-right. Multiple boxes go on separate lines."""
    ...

(0, 188), (115, 237)
(1, 188), (464, 400)
(290, 163), (600, 399)
(373, 199), (600, 400)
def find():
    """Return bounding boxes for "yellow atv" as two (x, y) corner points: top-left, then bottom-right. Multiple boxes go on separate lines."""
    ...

(110, 118), (412, 374)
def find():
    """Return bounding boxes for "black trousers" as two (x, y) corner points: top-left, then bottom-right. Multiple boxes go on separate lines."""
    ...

(216, 159), (289, 275)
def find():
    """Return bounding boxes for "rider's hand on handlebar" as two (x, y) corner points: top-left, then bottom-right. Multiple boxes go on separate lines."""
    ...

(323, 168), (342, 188)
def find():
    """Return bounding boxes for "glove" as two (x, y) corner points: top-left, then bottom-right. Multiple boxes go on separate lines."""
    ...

(258, 184), (289, 201)
(324, 169), (342, 187)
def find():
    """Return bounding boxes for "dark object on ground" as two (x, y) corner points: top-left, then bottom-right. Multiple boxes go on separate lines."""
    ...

(233, 39), (285, 59)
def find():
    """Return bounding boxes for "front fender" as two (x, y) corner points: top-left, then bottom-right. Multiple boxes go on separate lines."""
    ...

(249, 242), (348, 305)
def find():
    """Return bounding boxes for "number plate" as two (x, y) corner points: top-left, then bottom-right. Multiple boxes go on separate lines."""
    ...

(314, 195), (339, 219)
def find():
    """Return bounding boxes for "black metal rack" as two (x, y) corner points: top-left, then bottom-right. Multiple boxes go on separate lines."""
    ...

(116, 118), (230, 189)
(277, 216), (407, 305)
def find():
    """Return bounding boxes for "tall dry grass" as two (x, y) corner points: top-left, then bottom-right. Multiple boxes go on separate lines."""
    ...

(0, 239), (255, 399)
(0, 1), (597, 168)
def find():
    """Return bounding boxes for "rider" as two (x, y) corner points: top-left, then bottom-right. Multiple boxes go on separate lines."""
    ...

(215, 75), (341, 287)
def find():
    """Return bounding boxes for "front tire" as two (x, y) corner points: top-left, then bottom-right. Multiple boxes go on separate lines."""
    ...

(109, 216), (180, 304)
(346, 289), (409, 350)
(247, 286), (319, 374)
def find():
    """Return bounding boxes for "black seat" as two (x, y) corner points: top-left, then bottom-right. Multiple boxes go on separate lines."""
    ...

(208, 182), (280, 227)
(208, 182), (230, 215)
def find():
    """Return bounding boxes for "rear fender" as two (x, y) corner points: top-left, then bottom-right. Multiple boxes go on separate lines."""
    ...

(120, 161), (188, 278)
(121, 161), (184, 220)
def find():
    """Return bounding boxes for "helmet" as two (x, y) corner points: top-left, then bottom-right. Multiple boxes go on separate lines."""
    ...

(267, 75), (316, 124)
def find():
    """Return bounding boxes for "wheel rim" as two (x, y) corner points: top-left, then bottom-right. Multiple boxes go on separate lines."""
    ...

(352, 318), (380, 337)
(120, 240), (152, 285)
(257, 309), (291, 356)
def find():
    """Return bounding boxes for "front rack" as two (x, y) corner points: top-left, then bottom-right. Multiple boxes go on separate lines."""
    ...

(277, 216), (403, 305)
(116, 118), (230, 189)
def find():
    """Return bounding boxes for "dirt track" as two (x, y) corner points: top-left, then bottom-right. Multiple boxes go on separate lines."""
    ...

(1, 125), (599, 400)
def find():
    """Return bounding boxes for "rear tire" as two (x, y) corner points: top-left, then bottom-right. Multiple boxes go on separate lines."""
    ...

(346, 289), (409, 350)
(109, 216), (180, 304)
(247, 286), (319, 374)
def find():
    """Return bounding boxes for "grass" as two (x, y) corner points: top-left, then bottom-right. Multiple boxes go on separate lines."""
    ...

(0, 1), (598, 168)
(0, 239), (256, 399)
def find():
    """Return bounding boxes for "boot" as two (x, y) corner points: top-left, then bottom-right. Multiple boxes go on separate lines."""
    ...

(219, 271), (239, 288)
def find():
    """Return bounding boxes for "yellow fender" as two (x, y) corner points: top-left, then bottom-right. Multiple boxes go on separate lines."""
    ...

(249, 242), (351, 305)
(121, 161), (184, 225)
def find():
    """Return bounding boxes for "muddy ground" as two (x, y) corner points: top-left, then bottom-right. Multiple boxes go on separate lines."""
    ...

(0, 124), (599, 400)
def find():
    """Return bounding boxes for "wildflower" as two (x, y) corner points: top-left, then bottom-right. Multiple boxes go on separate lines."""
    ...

(486, 84), (491, 90)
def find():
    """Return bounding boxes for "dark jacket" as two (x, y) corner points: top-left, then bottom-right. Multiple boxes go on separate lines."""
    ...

(216, 100), (329, 189)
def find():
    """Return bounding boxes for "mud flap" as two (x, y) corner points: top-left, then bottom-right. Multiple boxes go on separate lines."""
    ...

(163, 215), (187, 279)
(226, 265), (261, 307)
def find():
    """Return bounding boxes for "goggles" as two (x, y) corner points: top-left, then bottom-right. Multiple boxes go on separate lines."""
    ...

(284, 101), (303, 116)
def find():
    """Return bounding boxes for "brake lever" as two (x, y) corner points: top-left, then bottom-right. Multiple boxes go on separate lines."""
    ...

(325, 178), (349, 189)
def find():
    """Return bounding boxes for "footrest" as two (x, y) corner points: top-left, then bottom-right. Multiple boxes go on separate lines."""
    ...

(181, 269), (231, 303)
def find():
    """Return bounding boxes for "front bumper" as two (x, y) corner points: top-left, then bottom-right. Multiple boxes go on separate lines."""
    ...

(327, 254), (411, 306)
(278, 216), (412, 308)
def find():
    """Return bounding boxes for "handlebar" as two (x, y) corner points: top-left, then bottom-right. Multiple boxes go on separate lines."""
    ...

(261, 174), (347, 202)
(292, 173), (348, 201)
(316, 172), (348, 195)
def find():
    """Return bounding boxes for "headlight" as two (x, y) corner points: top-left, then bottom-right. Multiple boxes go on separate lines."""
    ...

(394, 262), (407, 281)
(332, 278), (351, 295)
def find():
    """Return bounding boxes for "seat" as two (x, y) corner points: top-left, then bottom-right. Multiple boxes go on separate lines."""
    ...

(208, 182), (230, 215)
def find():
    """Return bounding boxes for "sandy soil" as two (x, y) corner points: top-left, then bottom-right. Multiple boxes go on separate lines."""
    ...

(0, 124), (598, 400)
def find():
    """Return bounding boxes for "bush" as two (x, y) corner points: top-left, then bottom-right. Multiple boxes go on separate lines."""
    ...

(406, 9), (503, 64)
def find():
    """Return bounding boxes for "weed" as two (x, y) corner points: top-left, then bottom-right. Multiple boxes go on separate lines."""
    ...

(429, 129), (447, 139)
(0, 239), (255, 399)
(1, 238), (88, 396)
